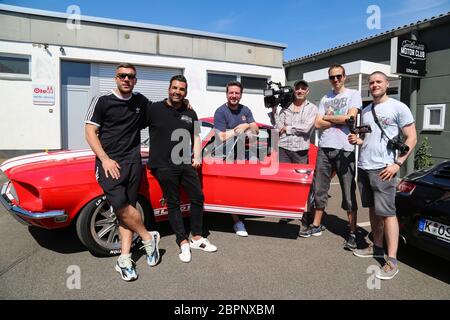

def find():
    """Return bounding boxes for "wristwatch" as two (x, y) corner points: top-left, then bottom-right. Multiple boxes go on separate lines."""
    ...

(394, 160), (403, 167)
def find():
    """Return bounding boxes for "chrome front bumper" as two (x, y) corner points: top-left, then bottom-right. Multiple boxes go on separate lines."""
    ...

(1, 181), (67, 225)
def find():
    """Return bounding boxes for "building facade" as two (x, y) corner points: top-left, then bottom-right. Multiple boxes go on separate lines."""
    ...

(0, 5), (286, 156)
(284, 12), (450, 172)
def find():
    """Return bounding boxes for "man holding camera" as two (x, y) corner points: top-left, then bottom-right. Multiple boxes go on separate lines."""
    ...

(349, 71), (416, 280)
(268, 79), (318, 164)
(299, 64), (361, 252)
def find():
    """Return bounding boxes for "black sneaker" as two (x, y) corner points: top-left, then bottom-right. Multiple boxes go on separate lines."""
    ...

(343, 232), (357, 251)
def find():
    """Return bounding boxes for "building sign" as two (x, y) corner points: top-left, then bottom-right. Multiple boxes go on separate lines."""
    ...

(33, 84), (55, 105)
(390, 37), (427, 77)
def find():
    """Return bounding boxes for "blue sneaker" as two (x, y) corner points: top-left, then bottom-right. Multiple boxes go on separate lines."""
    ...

(115, 255), (138, 281)
(140, 231), (160, 267)
(298, 224), (323, 238)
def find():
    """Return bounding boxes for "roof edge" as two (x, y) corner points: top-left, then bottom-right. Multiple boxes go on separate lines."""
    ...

(284, 11), (450, 66)
(0, 4), (287, 49)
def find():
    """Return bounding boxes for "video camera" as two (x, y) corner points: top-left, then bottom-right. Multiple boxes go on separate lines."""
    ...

(345, 116), (372, 134)
(263, 81), (294, 109)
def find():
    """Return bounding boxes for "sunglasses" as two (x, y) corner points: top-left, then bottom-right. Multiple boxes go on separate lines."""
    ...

(328, 74), (343, 81)
(116, 73), (136, 80)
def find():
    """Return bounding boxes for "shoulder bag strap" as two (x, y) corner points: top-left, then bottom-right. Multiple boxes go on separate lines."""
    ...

(371, 103), (393, 143)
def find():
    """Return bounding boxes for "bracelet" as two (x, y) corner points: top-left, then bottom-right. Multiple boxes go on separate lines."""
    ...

(394, 160), (403, 167)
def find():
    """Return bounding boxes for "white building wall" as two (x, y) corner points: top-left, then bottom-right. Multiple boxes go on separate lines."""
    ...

(0, 40), (284, 151)
(0, 41), (62, 150)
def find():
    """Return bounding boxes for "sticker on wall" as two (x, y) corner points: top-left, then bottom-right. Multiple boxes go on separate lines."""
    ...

(33, 84), (55, 106)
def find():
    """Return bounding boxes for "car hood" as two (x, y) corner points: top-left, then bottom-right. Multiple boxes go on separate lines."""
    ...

(0, 148), (150, 178)
(0, 149), (95, 176)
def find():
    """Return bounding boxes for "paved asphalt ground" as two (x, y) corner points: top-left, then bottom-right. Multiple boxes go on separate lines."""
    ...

(0, 160), (449, 301)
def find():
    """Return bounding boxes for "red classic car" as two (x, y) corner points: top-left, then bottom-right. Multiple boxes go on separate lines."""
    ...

(0, 118), (317, 256)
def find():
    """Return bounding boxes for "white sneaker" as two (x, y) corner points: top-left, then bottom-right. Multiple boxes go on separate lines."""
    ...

(115, 254), (138, 281)
(233, 221), (248, 237)
(190, 237), (218, 252)
(178, 243), (191, 263)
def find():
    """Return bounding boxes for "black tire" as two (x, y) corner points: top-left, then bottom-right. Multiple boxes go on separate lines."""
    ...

(75, 195), (152, 256)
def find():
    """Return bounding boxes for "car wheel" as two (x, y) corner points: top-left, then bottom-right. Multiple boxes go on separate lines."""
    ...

(75, 195), (152, 257)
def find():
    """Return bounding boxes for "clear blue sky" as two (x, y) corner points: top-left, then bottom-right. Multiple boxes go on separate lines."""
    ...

(2, 0), (450, 61)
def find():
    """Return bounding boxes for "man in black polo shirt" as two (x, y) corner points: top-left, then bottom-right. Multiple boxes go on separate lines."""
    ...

(85, 63), (160, 282)
(147, 74), (217, 263)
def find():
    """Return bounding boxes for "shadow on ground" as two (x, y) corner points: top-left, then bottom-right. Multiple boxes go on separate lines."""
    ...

(320, 212), (450, 284)
(397, 243), (450, 284)
(203, 212), (300, 239)
(28, 224), (86, 254)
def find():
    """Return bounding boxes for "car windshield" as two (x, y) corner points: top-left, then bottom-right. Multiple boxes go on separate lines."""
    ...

(203, 128), (272, 162)
(141, 122), (214, 146)
(199, 122), (213, 141)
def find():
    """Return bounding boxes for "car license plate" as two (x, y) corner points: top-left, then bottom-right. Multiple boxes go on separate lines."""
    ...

(418, 218), (450, 243)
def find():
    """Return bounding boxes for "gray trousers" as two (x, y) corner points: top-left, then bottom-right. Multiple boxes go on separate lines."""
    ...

(313, 147), (357, 211)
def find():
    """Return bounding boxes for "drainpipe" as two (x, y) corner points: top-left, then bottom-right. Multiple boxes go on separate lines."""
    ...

(405, 29), (419, 176)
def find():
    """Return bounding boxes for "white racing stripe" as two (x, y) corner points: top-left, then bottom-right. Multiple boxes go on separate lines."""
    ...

(0, 149), (94, 172)
(204, 204), (303, 218)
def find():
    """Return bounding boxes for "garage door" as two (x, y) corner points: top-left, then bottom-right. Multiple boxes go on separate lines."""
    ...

(97, 63), (183, 143)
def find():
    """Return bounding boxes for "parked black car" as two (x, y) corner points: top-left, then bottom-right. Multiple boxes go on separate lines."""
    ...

(396, 161), (450, 261)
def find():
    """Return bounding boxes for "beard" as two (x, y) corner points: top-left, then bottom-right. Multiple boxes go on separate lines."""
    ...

(118, 86), (132, 94)
(371, 89), (387, 99)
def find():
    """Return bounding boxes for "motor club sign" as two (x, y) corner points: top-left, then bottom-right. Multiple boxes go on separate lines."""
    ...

(390, 36), (427, 78)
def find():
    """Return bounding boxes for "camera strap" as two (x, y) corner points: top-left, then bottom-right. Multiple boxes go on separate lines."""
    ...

(370, 103), (394, 144)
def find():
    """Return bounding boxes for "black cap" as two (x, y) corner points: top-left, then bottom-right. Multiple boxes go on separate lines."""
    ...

(294, 79), (309, 88)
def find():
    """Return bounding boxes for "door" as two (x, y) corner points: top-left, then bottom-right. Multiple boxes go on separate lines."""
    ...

(61, 61), (92, 150)
(62, 86), (92, 149)
(201, 127), (315, 219)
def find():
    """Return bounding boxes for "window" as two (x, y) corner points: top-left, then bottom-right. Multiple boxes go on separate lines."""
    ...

(423, 104), (446, 131)
(0, 54), (31, 79)
(61, 61), (91, 86)
(207, 73), (236, 89)
(207, 72), (268, 94)
(241, 76), (267, 92)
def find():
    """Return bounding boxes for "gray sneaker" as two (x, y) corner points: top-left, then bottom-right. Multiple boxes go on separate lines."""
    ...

(140, 231), (160, 267)
(353, 245), (385, 258)
(376, 261), (399, 280)
(299, 224), (323, 238)
(343, 233), (357, 251)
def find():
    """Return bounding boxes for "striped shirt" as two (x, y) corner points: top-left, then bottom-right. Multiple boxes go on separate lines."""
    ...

(268, 100), (318, 151)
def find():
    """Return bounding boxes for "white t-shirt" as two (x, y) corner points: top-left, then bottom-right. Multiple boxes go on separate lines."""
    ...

(318, 88), (362, 152)
(358, 98), (415, 170)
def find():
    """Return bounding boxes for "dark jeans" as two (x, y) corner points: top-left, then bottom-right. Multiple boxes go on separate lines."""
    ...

(278, 147), (309, 164)
(151, 164), (204, 246)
